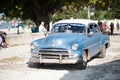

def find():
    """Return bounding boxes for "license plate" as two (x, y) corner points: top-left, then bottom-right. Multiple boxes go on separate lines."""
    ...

(42, 59), (59, 63)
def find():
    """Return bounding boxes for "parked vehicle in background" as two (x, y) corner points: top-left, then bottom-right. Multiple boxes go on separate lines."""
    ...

(29, 19), (110, 69)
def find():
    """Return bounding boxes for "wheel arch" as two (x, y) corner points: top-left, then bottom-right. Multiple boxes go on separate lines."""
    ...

(105, 42), (110, 49)
(84, 49), (91, 60)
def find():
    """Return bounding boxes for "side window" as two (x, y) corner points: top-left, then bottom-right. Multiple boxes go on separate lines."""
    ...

(87, 24), (94, 33)
(93, 24), (100, 33)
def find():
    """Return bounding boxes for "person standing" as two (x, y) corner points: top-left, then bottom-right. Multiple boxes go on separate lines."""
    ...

(39, 22), (47, 36)
(110, 22), (114, 35)
(31, 24), (36, 33)
(98, 20), (102, 32)
(102, 21), (107, 33)
(116, 21), (119, 33)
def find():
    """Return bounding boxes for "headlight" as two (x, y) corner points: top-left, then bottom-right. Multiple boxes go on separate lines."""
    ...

(30, 43), (37, 50)
(72, 44), (78, 51)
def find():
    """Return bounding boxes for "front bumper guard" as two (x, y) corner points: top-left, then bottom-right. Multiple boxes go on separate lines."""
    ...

(30, 56), (80, 64)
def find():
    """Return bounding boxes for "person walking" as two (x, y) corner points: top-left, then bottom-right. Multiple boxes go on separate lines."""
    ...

(110, 22), (114, 35)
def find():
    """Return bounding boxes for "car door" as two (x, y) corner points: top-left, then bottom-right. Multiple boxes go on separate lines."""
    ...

(86, 23), (101, 56)
(92, 23), (101, 54)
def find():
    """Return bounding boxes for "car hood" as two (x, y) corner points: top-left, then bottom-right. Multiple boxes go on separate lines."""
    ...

(37, 33), (86, 48)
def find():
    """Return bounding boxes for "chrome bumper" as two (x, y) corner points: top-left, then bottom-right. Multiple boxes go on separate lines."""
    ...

(29, 56), (80, 64)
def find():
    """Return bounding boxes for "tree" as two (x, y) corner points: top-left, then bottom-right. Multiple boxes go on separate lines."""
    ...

(110, 0), (120, 18)
(68, 0), (86, 19)
(0, 0), (119, 31)
(0, 0), (99, 26)
(0, 0), (66, 30)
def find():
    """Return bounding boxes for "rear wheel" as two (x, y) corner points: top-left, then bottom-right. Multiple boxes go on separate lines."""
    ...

(98, 46), (106, 58)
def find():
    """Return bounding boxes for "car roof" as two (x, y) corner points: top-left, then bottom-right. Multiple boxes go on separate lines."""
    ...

(53, 19), (97, 26)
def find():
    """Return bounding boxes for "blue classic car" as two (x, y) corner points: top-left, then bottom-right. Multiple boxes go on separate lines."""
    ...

(30, 19), (110, 69)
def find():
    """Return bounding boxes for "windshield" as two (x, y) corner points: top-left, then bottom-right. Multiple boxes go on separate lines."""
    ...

(52, 23), (86, 33)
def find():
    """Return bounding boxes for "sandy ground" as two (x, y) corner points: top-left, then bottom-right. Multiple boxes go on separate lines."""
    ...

(0, 34), (120, 80)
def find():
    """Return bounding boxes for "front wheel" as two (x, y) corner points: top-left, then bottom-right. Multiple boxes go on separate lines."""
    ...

(28, 62), (44, 68)
(77, 51), (87, 69)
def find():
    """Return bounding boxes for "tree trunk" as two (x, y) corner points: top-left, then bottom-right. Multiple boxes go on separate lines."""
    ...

(30, 0), (63, 32)
(30, 0), (51, 32)
(33, 16), (50, 32)
(88, 5), (91, 19)
(76, 9), (79, 19)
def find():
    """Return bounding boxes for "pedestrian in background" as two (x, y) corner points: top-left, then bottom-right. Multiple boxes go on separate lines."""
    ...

(116, 21), (119, 33)
(31, 24), (36, 33)
(110, 22), (114, 35)
(102, 21), (107, 33)
(39, 21), (47, 36)
(98, 20), (102, 32)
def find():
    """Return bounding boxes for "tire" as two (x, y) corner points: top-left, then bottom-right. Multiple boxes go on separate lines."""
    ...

(77, 51), (87, 69)
(98, 46), (106, 58)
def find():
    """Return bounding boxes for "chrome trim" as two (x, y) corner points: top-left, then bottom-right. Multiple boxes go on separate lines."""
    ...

(85, 42), (99, 49)
(30, 57), (80, 64)
(39, 48), (67, 52)
(30, 48), (80, 64)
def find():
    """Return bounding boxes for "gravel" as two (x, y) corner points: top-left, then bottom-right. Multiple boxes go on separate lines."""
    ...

(0, 35), (120, 80)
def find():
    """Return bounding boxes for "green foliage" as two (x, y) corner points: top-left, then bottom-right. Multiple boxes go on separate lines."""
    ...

(110, 0), (120, 18)
(0, 0), (120, 26)
(0, 0), (30, 18)
(51, 6), (75, 21)
(104, 10), (113, 19)
(51, 6), (88, 22)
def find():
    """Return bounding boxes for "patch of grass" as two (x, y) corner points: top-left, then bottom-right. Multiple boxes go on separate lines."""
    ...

(10, 44), (26, 47)
(0, 56), (24, 63)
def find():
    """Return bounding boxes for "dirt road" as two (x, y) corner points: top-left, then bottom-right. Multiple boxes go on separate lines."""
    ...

(0, 34), (120, 80)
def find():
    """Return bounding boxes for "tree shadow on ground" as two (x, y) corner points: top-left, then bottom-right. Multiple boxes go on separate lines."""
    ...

(60, 59), (120, 80)
(27, 59), (120, 80)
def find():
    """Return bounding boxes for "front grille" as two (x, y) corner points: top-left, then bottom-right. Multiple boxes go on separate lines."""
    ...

(39, 48), (69, 59)
(39, 48), (68, 52)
